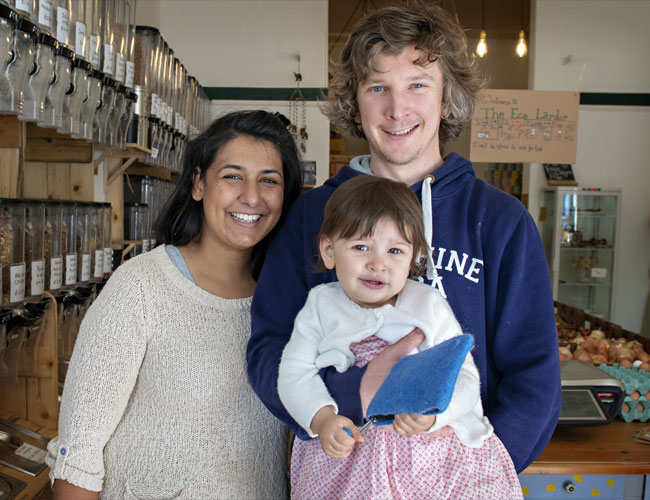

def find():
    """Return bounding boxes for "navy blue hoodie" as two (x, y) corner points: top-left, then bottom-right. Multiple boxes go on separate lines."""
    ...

(247, 152), (561, 473)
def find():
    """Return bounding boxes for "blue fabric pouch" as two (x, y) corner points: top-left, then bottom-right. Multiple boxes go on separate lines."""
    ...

(365, 334), (474, 426)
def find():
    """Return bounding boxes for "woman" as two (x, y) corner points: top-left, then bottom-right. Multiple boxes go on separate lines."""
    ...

(46, 110), (302, 499)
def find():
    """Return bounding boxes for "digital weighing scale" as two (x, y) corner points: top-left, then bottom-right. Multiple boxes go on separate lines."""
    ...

(559, 360), (625, 425)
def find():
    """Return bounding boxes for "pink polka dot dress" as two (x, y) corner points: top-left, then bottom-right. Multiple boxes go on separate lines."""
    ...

(290, 335), (523, 500)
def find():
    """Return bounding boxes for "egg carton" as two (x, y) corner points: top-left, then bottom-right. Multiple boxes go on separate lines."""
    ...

(598, 363), (650, 422)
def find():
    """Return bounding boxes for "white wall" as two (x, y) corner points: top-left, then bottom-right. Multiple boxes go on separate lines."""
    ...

(528, 0), (650, 332)
(136, 0), (330, 184)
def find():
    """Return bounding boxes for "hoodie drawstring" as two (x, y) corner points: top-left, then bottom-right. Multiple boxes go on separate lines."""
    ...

(421, 175), (438, 281)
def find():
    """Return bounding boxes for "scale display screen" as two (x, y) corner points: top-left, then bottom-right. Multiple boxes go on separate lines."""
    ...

(559, 389), (607, 422)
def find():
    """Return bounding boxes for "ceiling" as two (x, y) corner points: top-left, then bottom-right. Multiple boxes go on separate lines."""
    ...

(329, 0), (530, 50)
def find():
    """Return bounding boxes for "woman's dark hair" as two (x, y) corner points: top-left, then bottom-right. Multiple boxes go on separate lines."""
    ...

(317, 175), (428, 276)
(155, 110), (302, 279)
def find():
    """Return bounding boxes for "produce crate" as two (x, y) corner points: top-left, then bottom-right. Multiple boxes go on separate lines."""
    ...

(555, 301), (650, 352)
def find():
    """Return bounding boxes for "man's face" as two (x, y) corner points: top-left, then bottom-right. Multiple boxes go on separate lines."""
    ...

(355, 45), (447, 185)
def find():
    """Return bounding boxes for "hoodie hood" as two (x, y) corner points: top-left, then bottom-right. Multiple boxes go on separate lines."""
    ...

(327, 152), (476, 280)
(343, 152), (475, 198)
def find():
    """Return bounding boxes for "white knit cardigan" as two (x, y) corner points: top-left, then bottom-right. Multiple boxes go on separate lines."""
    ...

(46, 245), (288, 500)
(278, 280), (493, 447)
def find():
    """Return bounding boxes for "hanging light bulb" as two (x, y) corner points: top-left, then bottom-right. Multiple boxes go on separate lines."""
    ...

(516, 0), (527, 57)
(476, 0), (487, 58)
(516, 29), (527, 57)
(477, 30), (488, 58)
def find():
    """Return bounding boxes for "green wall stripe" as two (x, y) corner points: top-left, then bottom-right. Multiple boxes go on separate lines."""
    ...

(580, 92), (650, 106)
(204, 87), (327, 101)
(204, 89), (649, 107)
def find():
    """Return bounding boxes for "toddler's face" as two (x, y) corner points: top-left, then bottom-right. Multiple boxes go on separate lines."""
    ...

(320, 218), (413, 308)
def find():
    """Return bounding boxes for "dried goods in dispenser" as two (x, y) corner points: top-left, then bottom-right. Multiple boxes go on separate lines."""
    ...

(102, 202), (112, 275)
(0, 199), (26, 307)
(24, 199), (46, 301)
(44, 200), (63, 292)
(60, 200), (77, 290)
(75, 201), (90, 284)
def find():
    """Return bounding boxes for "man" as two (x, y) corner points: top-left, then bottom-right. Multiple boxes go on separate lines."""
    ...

(247, 2), (561, 473)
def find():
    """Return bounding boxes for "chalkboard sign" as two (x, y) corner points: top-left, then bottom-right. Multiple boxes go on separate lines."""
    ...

(543, 163), (577, 186)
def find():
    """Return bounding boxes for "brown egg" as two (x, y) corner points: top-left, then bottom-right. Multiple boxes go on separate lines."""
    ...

(637, 351), (650, 363)
(631, 391), (640, 401)
(639, 362), (650, 372)
(636, 403), (645, 413)
(622, 403), (630, 413)
(619, 359), (633, 369)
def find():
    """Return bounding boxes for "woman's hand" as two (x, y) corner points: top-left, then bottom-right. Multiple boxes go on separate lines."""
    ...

(310, 406), (362, 459)
(53, 479), (98, 500)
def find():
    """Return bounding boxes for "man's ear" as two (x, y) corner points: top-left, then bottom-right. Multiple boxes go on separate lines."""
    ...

(191, 167), (203, 201)
(319, 237), (336, 270)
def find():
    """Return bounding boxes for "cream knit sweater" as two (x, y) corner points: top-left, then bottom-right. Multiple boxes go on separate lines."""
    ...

(46, 245), (288, 499)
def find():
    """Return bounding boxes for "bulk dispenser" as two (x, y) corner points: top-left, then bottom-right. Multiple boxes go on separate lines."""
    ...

(19, 22), (56, 122)
(44, 200), (63, 294)
(89, 202), (103, 282)
(39, 42), (72, 128)
(0, 198), (26, 386)
(129, 25), (159, 149)
(0, 13), (36, 115)
(24, 199), (45, 303)
(60, 200), (76, 291)
(102, 202), (112, 276)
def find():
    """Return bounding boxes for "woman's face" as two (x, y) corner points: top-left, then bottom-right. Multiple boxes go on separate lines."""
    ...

(192, 135), (284, 253)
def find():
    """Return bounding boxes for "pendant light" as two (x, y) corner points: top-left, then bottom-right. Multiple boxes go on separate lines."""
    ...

(516, 0), (527, 57)
(476, 0), (487, 58)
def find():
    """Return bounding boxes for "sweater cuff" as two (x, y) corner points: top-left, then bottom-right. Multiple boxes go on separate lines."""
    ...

(46, 437), (104, 492)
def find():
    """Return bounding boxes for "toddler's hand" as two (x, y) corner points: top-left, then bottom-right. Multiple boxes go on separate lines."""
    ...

(392, 413), (437, 436)
(311, 406), (362, 459)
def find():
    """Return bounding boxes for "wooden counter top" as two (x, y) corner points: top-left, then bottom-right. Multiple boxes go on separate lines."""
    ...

(523, 420), (650, 475)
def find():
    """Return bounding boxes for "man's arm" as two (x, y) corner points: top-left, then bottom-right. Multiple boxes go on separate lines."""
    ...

(247, 195), (366, 439)
(484, 210), (561, 472)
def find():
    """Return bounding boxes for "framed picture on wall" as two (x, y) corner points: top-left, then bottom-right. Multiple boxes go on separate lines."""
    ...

(302, 161), (317, 188)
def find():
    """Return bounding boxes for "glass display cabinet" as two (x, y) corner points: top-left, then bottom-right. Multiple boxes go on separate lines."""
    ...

(539, 187), (621, 320)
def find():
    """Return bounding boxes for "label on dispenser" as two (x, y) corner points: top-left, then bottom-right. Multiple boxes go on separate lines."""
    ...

(151, 93), (159, 118)
(151, 147), (159, 159)
(55, 7), (69, 45)
(38, 0), (53, 29)
(94, 250), (104, 278)
(10, 263), (26, 304)
(142, 239), (150, 253)
(89, 35), (100, 67)
(15, 443), (47, 464)
(115, 52), (125, 83)
(125, 61), (135, 89)
(104, 247), (112, 274)
(81, 253), (91, 282)
(75, 22), (86, 57)
(65, 253), (77, 285)
(31, 259), (45, 296)
(50, 256), (63, 290)
(15, 0), (32, 14)
(102, 43), (114, 75)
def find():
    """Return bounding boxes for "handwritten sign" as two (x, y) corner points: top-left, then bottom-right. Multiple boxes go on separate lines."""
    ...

(543, 163), (577, 186)
(469, 90), (579, 164)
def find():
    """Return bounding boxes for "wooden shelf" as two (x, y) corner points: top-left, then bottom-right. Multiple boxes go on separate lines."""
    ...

(94, 144), (152, 187)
